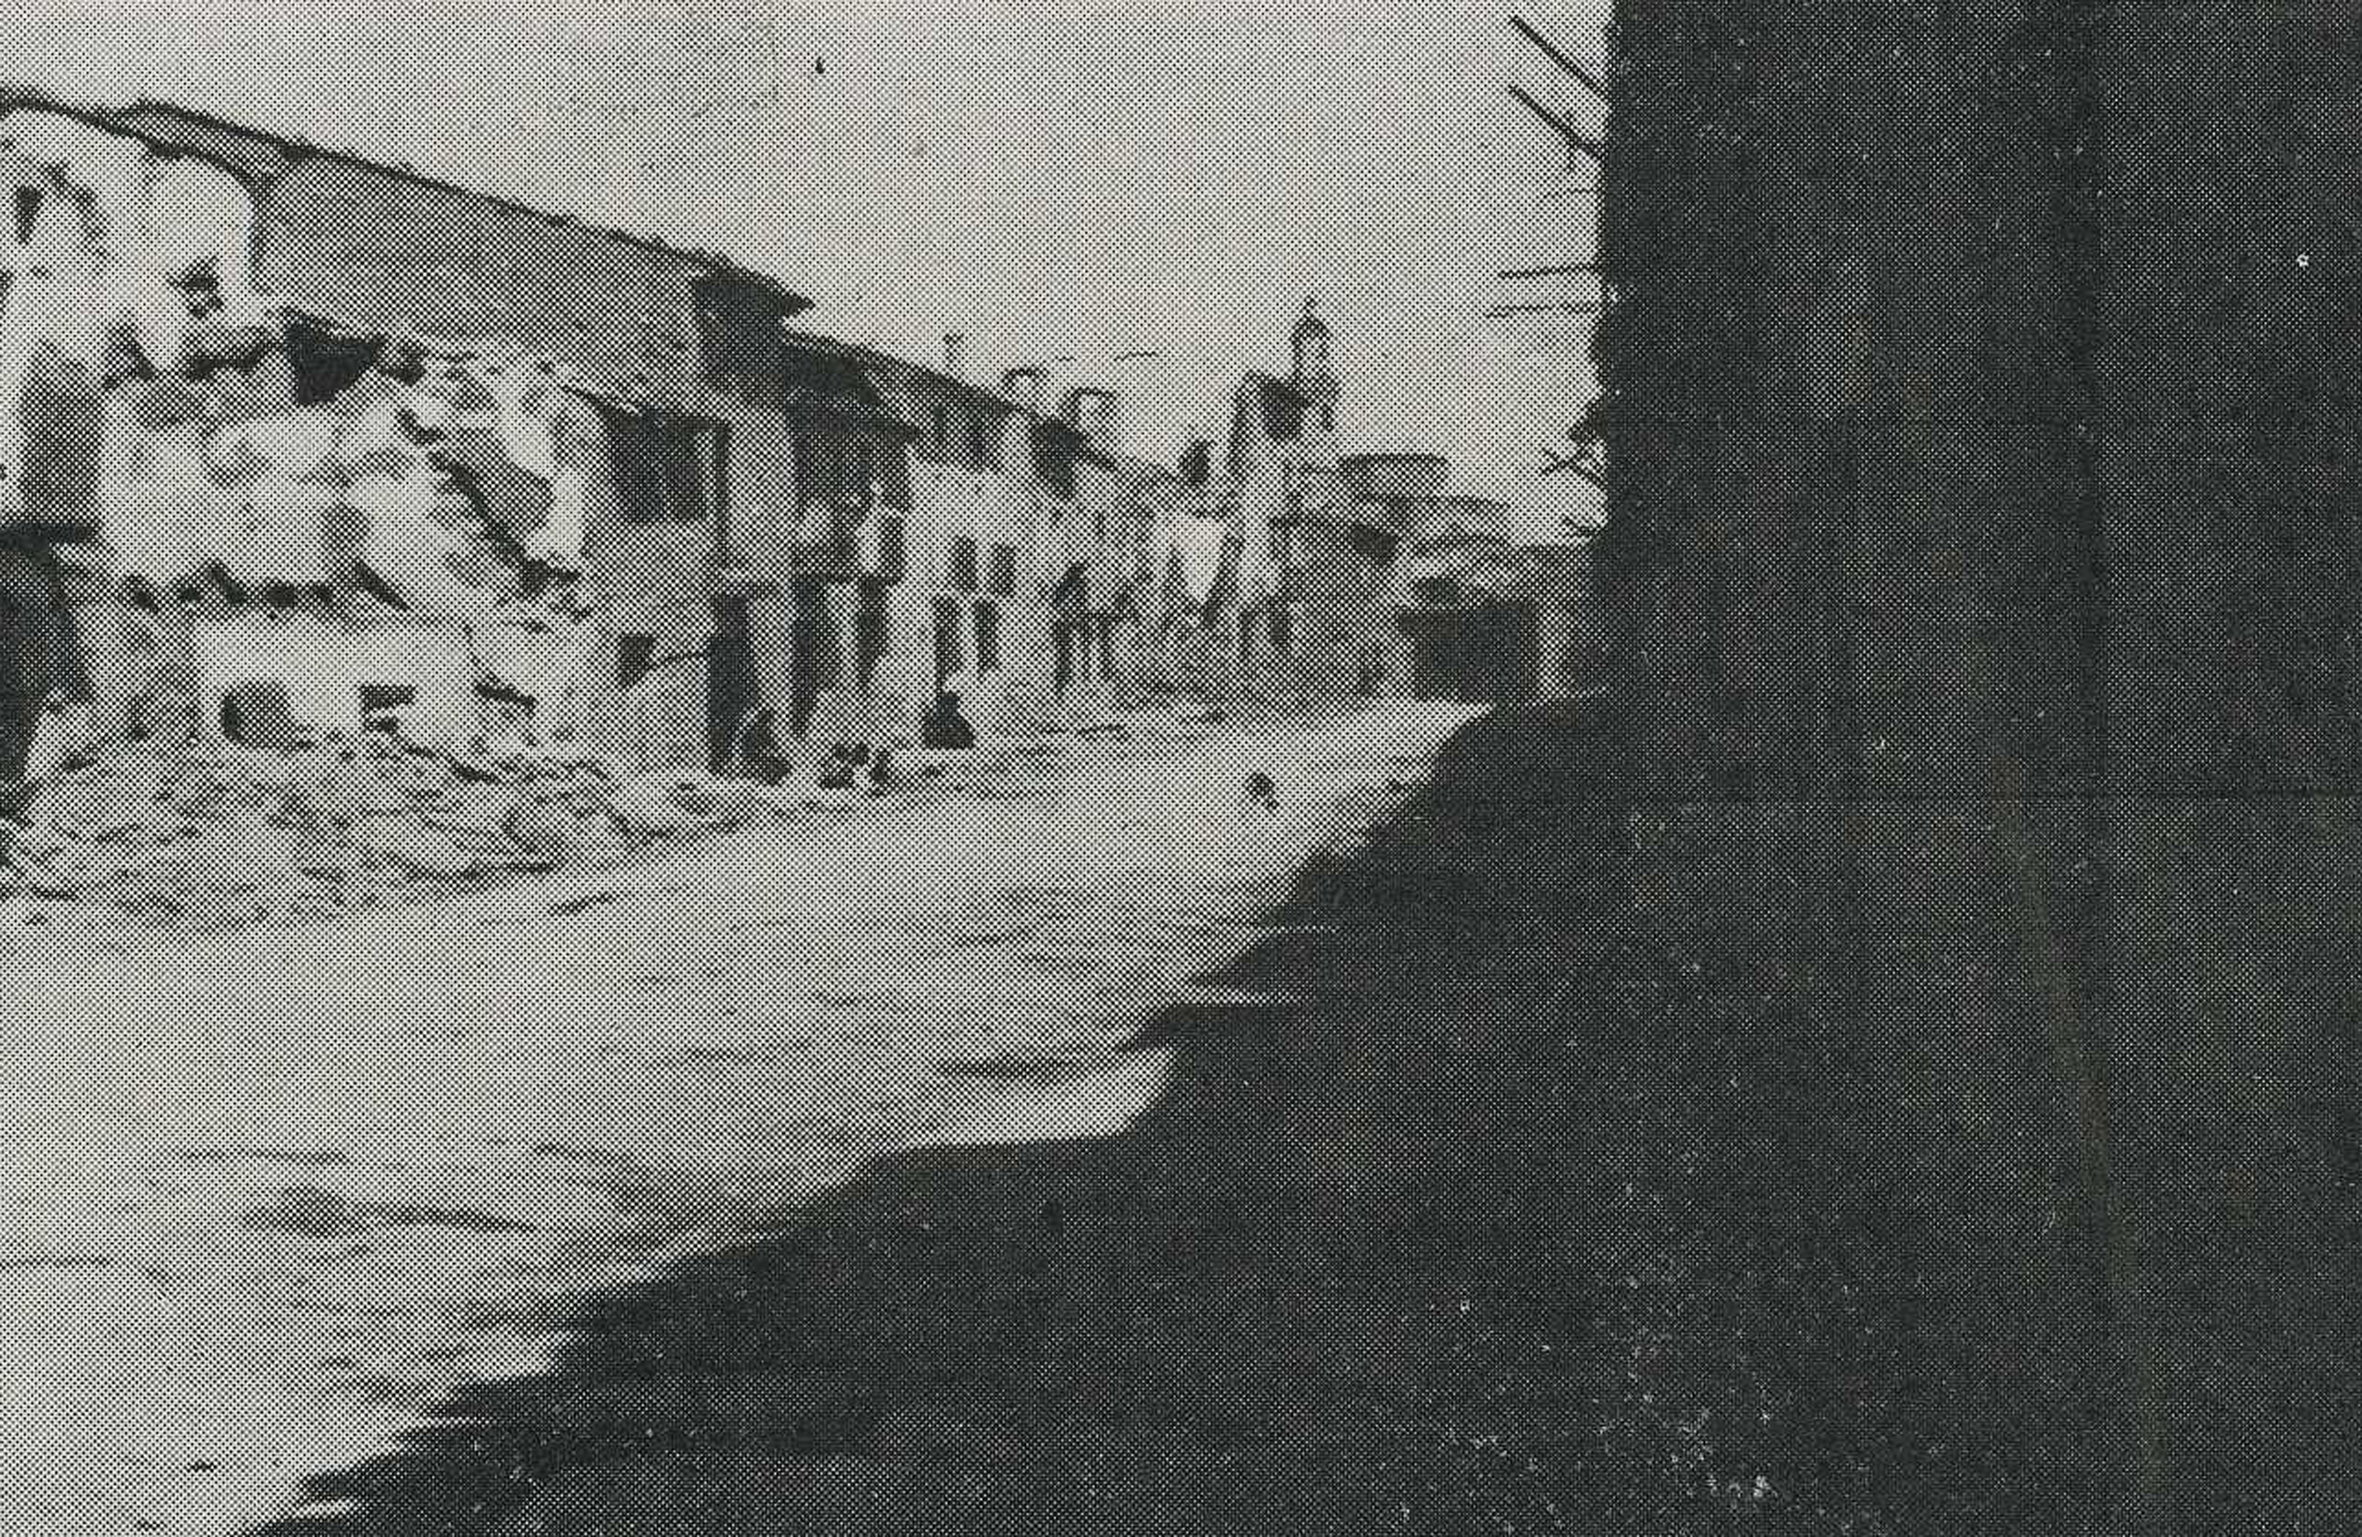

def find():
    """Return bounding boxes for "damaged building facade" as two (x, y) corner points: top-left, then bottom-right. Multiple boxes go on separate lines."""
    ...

(0, 99), (815, 779)
(750, 335), (1163, 750)
(741, 305), (1597, 733)
(112, 101), (817, 777)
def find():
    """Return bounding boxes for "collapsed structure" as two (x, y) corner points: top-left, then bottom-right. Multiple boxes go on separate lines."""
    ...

(0, 100), (813, 778)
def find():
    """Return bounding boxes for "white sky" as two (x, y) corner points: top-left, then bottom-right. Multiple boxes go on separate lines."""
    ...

(11, 0), (1607, 530)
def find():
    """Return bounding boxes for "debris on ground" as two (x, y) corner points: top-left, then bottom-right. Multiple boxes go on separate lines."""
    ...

(0, 732), (817, 932)
(0, 702), (1323, 935)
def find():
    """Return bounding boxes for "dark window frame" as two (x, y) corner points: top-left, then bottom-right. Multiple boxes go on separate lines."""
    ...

(617, 634), (658, 691)
(1259, 379), (1309, 442)
(613, 410), (725, 526)
(973, 598), (1002, 674)
(1030, 421), (1081, 500)
(795, 429), (909, 576)
(948, 536), (981, 595)
(854, 577), (891, 688)
(873, 513), (908, 586)
(692, 272), (788, 384)
(965, 412), (999, 474)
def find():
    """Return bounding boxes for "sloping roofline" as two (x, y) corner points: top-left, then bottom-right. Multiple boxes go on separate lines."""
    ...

(783, 330), (1025, 415)
(785, 331), (1187, 483)
(111, 98), (811, 314)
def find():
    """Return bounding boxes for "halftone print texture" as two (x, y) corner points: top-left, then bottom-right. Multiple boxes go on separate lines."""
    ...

(0, 3), (2353, 1535)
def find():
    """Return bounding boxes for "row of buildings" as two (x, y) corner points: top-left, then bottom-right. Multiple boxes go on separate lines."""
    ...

(0, 99), (1592, 779)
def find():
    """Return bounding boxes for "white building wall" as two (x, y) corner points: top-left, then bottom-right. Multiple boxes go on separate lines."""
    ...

(193, 610), (478, 747)
(899, 446), (1054, 739)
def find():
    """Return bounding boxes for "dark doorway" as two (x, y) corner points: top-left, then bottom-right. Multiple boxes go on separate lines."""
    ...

(708, 595), (757, 773)
(788, 577), (840, 737)
(973, 600), (1002, 676)
(933, 595), (966, 687)
(0, 543), (87, 779)
(853, 578), (890, 690)
(1094, 615), (1119, 682)
(1052, 622), (1077, 698)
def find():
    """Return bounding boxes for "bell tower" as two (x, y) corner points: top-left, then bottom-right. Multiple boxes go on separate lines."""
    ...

(1289, 296), (1338, 434)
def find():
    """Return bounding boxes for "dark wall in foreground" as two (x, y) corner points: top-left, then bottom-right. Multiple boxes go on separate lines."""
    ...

(1594, 11), (2362, 1531)
(1596, 2), (2362, 805)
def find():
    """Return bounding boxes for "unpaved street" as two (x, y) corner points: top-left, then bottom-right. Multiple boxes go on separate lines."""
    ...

(0, 704), (1476, 1536)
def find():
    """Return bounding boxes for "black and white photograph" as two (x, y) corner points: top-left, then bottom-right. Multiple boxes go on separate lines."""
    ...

(0, 4), (2354, 1533)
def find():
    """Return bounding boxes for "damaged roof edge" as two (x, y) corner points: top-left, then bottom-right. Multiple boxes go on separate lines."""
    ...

(107, 98), (812, 315)
(1, 91), (258, 188)
(278, 303), (646, 405)
(0, 100), (653, 394)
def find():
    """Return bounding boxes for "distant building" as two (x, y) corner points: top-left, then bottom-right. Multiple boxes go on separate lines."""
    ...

(1144, 304), (1592, 706)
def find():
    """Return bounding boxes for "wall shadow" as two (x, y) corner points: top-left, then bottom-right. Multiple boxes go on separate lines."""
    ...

(251, 704), (1632, 1537)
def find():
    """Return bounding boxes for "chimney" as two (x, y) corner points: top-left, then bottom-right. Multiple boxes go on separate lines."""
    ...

(1061, 387), (1121, 456)
(942, 333), (967, 384)
(1001, 365), (1045, 414)
(1180, 440), (1213, 486)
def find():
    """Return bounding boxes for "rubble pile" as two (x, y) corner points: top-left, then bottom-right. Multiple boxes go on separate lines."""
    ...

(0, 735), (782, 931)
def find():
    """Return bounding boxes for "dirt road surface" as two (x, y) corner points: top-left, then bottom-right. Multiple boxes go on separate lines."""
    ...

(0, 704), (1478, 1536)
